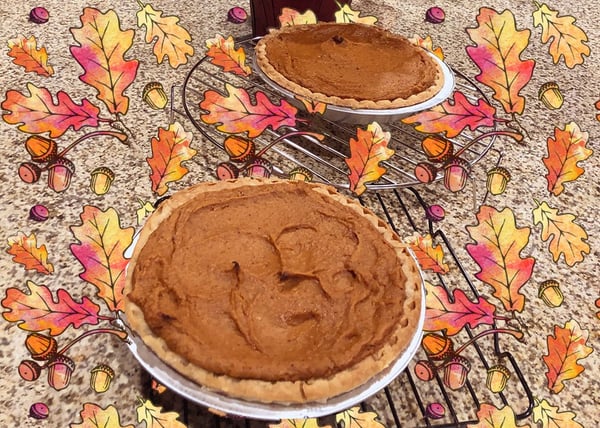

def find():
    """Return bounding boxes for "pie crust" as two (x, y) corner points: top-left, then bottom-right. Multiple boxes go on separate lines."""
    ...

(255, 22), (444, 109)
(124, 178), (423, 404)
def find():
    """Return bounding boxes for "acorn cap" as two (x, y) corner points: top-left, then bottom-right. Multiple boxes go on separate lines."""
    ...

(487, 364), (511, 377)
(91, 167), (115, 180)
(288, 167), (313, 182)
(538, 279), (560, 297)
(487, 166), (511, 180)
(47, 354), (75, 370)
(91, 364), (115, 378)
(538, 81), (560, 98)
(446, 355), (471, 370)
(48, 157), (75, 173)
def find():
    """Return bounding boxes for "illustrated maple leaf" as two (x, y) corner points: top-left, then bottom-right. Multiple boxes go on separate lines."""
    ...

(147, 121), (196, 196)
(406, 234), (449, 274)
(345, 122), (394, 196)
(137, 1), (194, 68)
(409, 34), (444, 60)
(334, 3), (378, 25)
(424, 281), (499, 336)
(205, 34), (251, 76)
(1, 83), (102, 138)
(70, 7), (139, 115)
(466, 8), (535, 115)
(467, 403), (531, 428)
(7, 232), (54, 274)
(71, 403), (134, 428)
(542, 122), (592, 196)
(465, 205), (535, 313)
(336, 406), (385, 428)
(278, 7), (318, 26)
(532, 398), (583, 428)
(200, 83), (300, 138)
(532, 200), (590, 267)
(402, 91), (497, 138)
(543, 319), (593, 394)
(7, 35), (54, 77)
(269, 419), (332, 428)
(1, 281), (102, 336)
(532, 2), (590, 69)
(136, 399), (186, 428)
(70, 206), (135, 313)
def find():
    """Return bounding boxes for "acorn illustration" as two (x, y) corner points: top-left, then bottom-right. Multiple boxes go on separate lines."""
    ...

(29, 204), (49, 222)
(538, 279), (564, 308)
(425, 7), (445, 24)
(18, 360), (42, 381)
(443, 355), (471, 390)
(247, 157), (272, 178)
(414, 359), (437, 381)
(425, 402), (445, 419)
(47, 355), (75, 391)
(486, 166), (511, 195)
(29, 402), (49, 419)
(25, 136), (57, 163)
(443, 157), (470, 193)
(421, 333), (454, 361)
(90, 167), (115, 195)
(29, 7), (49, 24)
(227, 6), (248, 23)
(142, 82), (168, 110)
(25, 333), (58, 361)
(538, 82), (563, 110)
(288, 167), (313, 182)
(425, 204), (445, 222)
(19, 162), (42, 184)
(216, 162), (239, 180)
(47, 157), (75, 192)
(414, 162), (438, 183)
(224, 136), (255, 162)
(486, 365), (511, 393)
(421, 135), (453, 163)
(90, 364), (115, 393)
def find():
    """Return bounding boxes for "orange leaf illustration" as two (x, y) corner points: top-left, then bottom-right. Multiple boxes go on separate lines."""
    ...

(136, 399), (186, 428)
(71, 403), (134, 428)
(466, 206), (535, 313)
(409, 34), (444, 60)
(7, 35), (54, 76)
(70, 206), (134, 312)
(137, 1), (194, 68)
(200, 83), (300, 138)
(278, 7), (318, 27)
(296, 96), (327, 115)
(532, 200), (590, 267)
(205, 34), (251, 76)
(336, 407), (385, 428)
(402, 91), (497, 138)
(532, 398), (584, 428)
(7, 232), (54, 274)
(543, 319), (593, 394)
(70, 7), (139, 115)
(147, 121), (196, 196)
(334, 3), (378, 25)
(466, 8), (535, 115)
(532, 2), (590, 68)
(467, 403), (531, 428)
(543, 122), (592, 196)
(345, 122), (394, 196)
(407, 234), (449, 274)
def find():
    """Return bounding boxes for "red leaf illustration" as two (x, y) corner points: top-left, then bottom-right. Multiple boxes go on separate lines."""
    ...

(1, 281), (102, 336)
(200, 83), (300, 138)
(70, 206), (134, 312)
(543, 319), (593, 394)
(402, 91), (497, 138)
(8, 35), (54, 77)
(70, 7), (139, 115)
(205, 34), (252, 76)
(1, 83), (102, 138)
(466, 8), (535, 115)
(466, 206), (535, 313)
(424, 282), (498, 336)
(7, 232), (54, 274)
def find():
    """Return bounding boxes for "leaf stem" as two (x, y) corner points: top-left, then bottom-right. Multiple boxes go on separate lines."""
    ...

(56, 328), (128, 356)
(254, 131), (324, 158)
(454, 327), (524, 356)
(57, 130), (128, 158)
(454, 130), (523, 158)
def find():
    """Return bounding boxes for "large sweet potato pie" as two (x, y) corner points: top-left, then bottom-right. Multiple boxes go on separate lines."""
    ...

(124, 179), (423, 404)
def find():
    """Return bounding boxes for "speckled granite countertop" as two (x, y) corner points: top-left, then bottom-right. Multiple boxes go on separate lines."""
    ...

(0, 1), (598, 427)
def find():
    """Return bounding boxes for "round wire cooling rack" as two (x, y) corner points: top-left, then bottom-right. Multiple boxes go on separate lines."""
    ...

(182, 37), (498, 191)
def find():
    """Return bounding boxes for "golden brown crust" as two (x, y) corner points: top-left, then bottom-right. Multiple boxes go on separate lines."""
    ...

(124, 178), (423, 404)
(255, 23), (444, 110)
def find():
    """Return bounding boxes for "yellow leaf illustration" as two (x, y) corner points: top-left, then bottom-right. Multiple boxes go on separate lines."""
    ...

(205, 34), (252, 76)
(269, 419), (332, 428)
(532, 200), (590, 267)
(409, 34), (445, 60)
(334, 4), (378, 25)
(406, 233), (449, 274)
(7, 35), (54, 76)
(137, 1), (194, 68)
(532, 398), (583, 428)
(532, 2), (590, 68)
(136, 199), (155, 225)
(136, 399), (186, 428)
(336, 407), (385, 428)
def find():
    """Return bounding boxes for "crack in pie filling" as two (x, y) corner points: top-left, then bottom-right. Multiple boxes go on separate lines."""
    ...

(125, 179), (423, 404)
(255, 22), (444, 109)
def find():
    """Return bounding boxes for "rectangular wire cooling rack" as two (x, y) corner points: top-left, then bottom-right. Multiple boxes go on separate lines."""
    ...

(143, 37), (534, 427)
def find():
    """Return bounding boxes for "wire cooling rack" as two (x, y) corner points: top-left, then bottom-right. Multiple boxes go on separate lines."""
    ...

(145, 37), (535, 427)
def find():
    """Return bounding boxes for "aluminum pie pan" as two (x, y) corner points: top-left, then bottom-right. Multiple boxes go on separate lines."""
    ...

(253, 51), (455, 125)
(122, 236), (425, 420)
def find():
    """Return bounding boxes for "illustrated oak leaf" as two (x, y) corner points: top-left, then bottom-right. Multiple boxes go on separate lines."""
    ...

(334, 3), (378, 25)
(466, 8), (535, 115)
(406, 234), (449, 274)
(71, 403), (134, 428)
(7, 35), (54, 77)
(1, 280), (102, 336)
(596, 297), (600, 320)
(70, 206), (134, 312)
(137, 1), (194, 68)
(532, 2), (590, 69)
(7, 232), (54, 274)
(543, 319), (593, 394)
(70, 7), (139, 115)
(1, 83), (102, 138)
(345, 122), (394, 196)
(205, 34), (252, 76)
(200, 83), (300, 138)
(532, 398), (583, 428)
(336, 406), (386, 428)
(543, 122), (592, 196)
(147, 121), (196, 196)
(409, 34), (444, 60)
(136, 399), (186, 428)
(402, 91), (497, 138)
(465, 205), (535, 313)
(532, 200), (590, 267)
(269, 419), (332, 428)
(136, 199), (156, 226)
(424, 281), (498, 336)
(467, 403), (531, 428)
(278, 7), (318, 27)
(296, 96), (327, 115)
